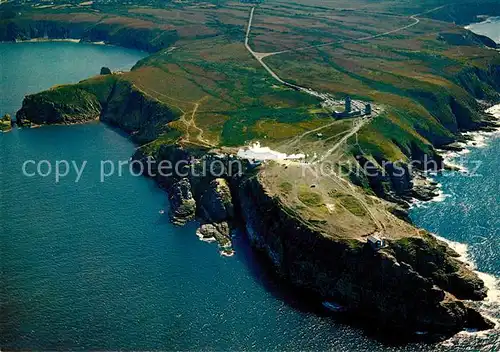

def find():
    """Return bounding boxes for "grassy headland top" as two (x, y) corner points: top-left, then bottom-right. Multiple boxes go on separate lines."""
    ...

(3, 0), (500, 238)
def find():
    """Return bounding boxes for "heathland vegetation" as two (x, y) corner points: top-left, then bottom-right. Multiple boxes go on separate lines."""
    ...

(3, 0), (500, 337)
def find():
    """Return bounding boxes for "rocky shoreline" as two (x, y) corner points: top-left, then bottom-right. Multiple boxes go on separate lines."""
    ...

(8, 25), (500, 339)
(407, 103), (500, 207)
(12, 70), (500, 338)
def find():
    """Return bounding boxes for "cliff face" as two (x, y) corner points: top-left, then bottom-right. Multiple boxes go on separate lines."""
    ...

(16, 86), (101, 125)
(0, 18), (178, 53)
(354, 62), (500, 204)
(9, 7), (499, 338)
(16, 76), (179, 144)
(128, 140), (494, 335)
(100, 80), (178, 144)
(237, 172), (493, 335)
(132, 145), (238, 254)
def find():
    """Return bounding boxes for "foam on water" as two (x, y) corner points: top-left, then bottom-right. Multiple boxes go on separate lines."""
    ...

(433, 104), (500, 178)
(431, 234), (500, 327)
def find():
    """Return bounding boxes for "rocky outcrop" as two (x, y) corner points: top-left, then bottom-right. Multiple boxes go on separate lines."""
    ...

(199, 178), (234, 223)
(197, 222), (231, 247)
(16, 87), (101, 126)
(100, 67), (112, 75)
(15, 77), (178, 144)
(169, 178), (196, 226)
(197, 178), (234, 252)
(237, 172), (493, 335)
(133, 145), (239, 250)
(0, 113), (12, 131)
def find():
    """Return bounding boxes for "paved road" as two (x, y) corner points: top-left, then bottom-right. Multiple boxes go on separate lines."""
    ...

(244, 5), (448, 161)
(245, 7), (287, 85)
(246, 5), (448, 58)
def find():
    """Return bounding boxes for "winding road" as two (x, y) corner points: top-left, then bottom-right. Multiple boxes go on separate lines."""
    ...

(244, 4), (448, 160)
(242, 5), (452, 231)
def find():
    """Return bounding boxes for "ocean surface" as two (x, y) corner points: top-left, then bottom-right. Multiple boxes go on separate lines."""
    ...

(1, 42), (499, 351)
(0, 41), (146, 117)
(409, 119), (500, 350)
(466, 17), (500, 44)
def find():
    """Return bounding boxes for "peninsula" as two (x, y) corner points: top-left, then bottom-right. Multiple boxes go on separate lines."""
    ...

(3, 0), (500, 338)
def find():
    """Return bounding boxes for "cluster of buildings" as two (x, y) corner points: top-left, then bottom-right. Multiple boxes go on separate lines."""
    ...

(333, 96), (372, 118)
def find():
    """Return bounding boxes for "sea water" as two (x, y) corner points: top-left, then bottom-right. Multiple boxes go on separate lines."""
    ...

(1, 42), (499, 351)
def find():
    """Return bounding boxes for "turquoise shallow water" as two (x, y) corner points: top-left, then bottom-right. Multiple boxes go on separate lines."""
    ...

(1, 42), (499, 351)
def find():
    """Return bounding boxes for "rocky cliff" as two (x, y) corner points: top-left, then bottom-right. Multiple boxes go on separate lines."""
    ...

(16, 75), (179, 144)
(16, 86), (101, 126)
(132, 145), (238, 253)
(9, 6), (500, 337)
(125, 139), (495, 336)
(237, 171), (493, 335)
(353, 62), (500, 205)
(0, 18), (178, 53)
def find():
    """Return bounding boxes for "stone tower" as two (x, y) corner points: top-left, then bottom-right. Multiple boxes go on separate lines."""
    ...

(365, 103), (372, 115)
(345, 96), (352, 113)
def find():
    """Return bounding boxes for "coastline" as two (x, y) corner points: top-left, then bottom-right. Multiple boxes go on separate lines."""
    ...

(409, 104), (500, 344)
(431, 233), (500, 346)
(1, 38), (107, 45)
(409, 103), (500, 208)
(437, 104), (500, 173)
(1, 17), (498, 344)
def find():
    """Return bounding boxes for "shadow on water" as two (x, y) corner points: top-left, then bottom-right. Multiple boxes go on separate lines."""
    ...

(230, 228), (453, 348)
(100, 121), (134, 140)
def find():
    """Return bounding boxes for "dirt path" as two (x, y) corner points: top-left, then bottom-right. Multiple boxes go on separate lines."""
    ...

(281, 122), (351, 152)
(135, 83), (214, 147)
(315, 117), (369, 163)
(187, 97), (213, 147)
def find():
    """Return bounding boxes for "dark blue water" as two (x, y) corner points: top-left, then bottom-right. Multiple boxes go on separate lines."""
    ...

(409, 133), (500, 350)
(0, 41), (146, 117)
(1, 42), (499, 351)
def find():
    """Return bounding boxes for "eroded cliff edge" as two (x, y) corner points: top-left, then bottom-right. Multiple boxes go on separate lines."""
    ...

(10, 23), (500, 339)
(238, 171), (492, 335)
(16, 74), (180, 144)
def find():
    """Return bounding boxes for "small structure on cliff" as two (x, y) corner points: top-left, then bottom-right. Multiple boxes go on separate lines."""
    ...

(367, 235), (387, 250)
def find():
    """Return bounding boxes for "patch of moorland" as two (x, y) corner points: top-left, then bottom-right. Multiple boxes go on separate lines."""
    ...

(4, 0), (500, 337)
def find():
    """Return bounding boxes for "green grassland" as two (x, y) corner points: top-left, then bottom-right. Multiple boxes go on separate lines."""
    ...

(1, 113), (12, 131)
(2, 0), (499, 164)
